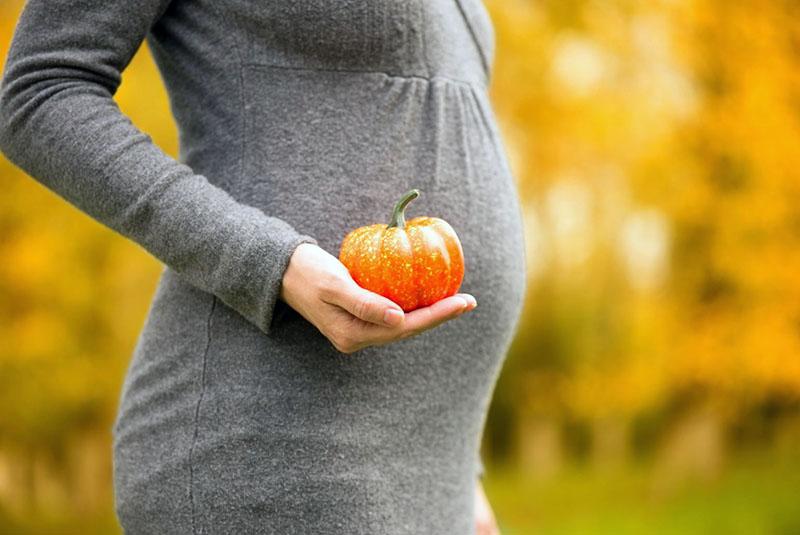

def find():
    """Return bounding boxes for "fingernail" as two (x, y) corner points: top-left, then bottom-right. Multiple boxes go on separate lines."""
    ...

(466, 296), (477, 308)
(384, 308), (404, 326)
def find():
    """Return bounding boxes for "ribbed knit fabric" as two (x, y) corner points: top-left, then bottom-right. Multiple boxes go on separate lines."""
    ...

(0, 1), (526, 533)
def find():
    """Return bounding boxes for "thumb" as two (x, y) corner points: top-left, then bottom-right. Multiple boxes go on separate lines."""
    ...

(339, 282), (405, 326)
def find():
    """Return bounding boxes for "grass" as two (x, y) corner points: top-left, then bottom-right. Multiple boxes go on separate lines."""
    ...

(484, 450), (800, 535)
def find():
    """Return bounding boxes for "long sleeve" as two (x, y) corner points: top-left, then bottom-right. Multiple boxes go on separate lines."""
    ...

(0, 0), (318, 336)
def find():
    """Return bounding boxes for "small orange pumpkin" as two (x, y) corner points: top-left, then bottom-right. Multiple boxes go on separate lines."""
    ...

(339, 189), (465, 312)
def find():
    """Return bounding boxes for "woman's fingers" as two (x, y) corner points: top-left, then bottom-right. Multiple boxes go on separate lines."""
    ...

(401, 294), (475, 335)
(324, 278), (405, 326)
(339, 293), (477, 350)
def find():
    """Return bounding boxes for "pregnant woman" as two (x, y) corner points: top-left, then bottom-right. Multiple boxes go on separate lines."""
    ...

(0, 0), (526, 533)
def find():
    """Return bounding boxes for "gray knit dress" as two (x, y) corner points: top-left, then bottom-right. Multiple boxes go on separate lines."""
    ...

(0, 0), (526, 533)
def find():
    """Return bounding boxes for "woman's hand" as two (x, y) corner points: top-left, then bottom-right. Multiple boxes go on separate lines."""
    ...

(475, 480), (500, 535)
(280, 243), (477, 354)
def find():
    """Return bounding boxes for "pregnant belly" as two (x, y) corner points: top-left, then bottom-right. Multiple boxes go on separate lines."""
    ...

(218, 62), (529, 458)
(210, 63), (529, 400)
(114, 65), (527, 531)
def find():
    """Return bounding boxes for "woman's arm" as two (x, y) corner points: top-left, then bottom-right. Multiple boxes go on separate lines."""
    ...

(0, 0), (317, 336)
(475, 479), (500, 535)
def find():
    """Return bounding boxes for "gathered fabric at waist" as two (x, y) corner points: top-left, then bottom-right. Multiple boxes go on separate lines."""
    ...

(177, 63), (512, 258)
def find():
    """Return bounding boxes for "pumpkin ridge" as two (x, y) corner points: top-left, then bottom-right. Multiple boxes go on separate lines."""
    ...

(408, 224), (424, 310)
(434, 217), (464, 296)
(420, 223), (450, 303)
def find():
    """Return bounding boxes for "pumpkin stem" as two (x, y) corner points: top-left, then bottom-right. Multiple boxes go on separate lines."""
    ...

(387, 189), (420, 229)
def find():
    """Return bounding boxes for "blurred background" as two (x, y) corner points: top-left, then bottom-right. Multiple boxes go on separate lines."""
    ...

(2, 0), (800, 533)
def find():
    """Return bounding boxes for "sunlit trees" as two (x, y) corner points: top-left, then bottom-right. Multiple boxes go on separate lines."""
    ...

(483, 0), (800, 477)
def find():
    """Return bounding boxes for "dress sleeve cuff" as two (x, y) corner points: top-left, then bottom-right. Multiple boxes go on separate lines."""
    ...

(258, 231), (319, 335)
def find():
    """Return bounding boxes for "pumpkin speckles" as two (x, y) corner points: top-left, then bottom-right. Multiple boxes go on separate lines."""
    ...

(338, 189), (465, 312)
